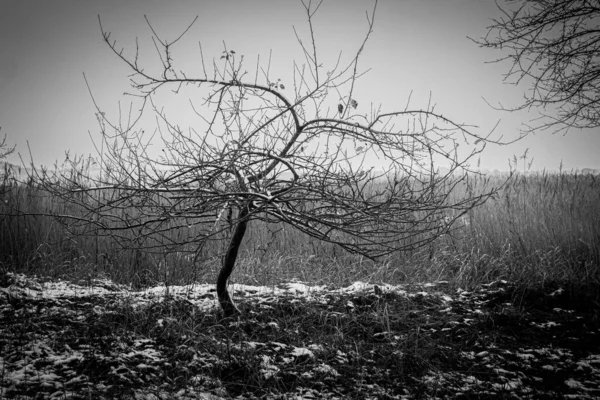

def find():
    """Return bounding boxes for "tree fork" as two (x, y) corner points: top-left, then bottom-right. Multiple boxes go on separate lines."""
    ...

(216, 204), (249, 317)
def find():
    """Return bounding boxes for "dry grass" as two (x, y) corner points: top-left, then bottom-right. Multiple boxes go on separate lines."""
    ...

(2, 165), (599, 397)
(1, 169), (599, 299)
(1, 273), (598, 398)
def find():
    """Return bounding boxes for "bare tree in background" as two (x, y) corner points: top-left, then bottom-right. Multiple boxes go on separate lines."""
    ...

(472, 0), (600, 134)
(35, 1), (504, 317)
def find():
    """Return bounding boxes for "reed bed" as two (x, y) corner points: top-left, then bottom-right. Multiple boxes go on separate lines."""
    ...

(1, 167), (599, 295)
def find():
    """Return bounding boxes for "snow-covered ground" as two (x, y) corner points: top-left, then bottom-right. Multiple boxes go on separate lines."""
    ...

(1, 272), (599, 399)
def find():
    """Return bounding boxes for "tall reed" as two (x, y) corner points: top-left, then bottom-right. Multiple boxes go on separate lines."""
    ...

(1, 166), (599, 292)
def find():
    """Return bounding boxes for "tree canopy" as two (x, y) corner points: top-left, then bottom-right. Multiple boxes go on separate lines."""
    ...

(473, 0), (600, 134)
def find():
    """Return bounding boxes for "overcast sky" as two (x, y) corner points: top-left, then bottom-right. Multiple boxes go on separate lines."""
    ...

(1, 0), (599, 172)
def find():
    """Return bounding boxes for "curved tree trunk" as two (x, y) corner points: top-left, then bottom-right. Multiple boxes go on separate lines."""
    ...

(216, 205), (249, 317)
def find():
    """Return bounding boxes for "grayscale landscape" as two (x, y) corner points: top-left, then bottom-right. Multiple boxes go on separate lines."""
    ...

(1, 0), (599, 398)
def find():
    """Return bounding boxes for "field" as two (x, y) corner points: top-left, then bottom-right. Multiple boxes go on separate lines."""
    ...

(2, 169), (598, 292)
(1, 169), (599, 398)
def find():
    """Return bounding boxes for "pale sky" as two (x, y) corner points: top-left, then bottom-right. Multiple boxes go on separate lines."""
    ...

(1, 0), (599, 172)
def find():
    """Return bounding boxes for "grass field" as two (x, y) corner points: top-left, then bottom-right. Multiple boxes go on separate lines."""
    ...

(1, 166), (599, 398)
(1, 167), (599, 297)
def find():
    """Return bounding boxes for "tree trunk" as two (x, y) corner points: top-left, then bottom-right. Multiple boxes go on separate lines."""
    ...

(216, 205), (249, 317)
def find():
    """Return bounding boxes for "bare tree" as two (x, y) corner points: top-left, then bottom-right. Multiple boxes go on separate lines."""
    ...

(36, 1), (503, 317)
(472, 0), (600, 133)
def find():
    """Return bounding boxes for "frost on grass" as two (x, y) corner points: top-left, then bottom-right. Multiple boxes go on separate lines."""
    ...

(1, 271), (599, 399)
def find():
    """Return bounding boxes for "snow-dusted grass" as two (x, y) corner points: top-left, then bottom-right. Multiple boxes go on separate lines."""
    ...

(1, 169), (600, 397)
(1, 271), (599, 399)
